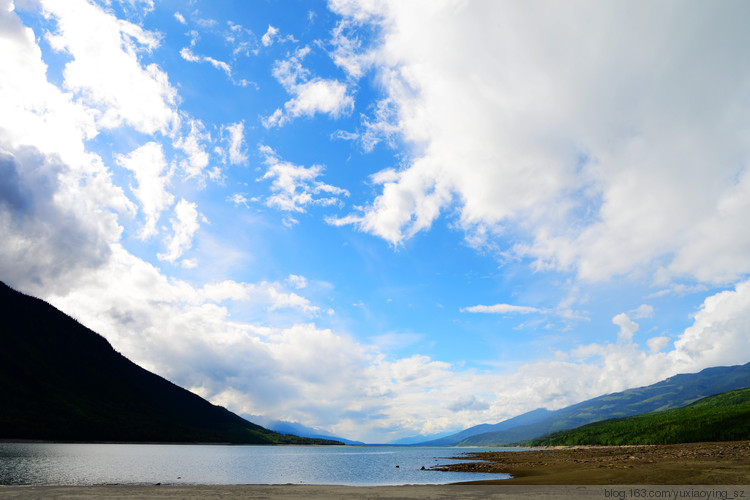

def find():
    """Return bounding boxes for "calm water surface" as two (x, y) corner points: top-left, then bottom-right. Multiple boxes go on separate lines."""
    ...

(0, 443), (513, 486)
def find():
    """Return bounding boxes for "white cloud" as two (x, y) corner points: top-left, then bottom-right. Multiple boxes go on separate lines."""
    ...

(227, 193), (251, 208)
(224, 121), (248, 165)
(631, 304), (654, 319)
(448, 395), (490, 413)
(264, 46), (354, 127)
(329, 18), (377, 80)
(359, 97), (401, 151)
(461, 304), (542, 315)
(195, 17), (218, 29)
(158, 199), (201, 263)
(258, 145), (349, 214)
(174, 12), (186, 25)
(671, 279), (750, 369)
(0, 144), (124, 297)
(111, 0), (154, 16)
(286, 79), (352, 119)
(39, 0), (179, 134)
(329, 0), (750, 288)
(261, 25), (278, 47)
(200, 279), (320, 316)
(0, 1), (133, 295)
(647, 336), (670, 354)
(116, 142), (174, 239)
(5, 0), (750, 444)
(612, 312), (639, 343)
(647, 283), (708, 299)
(224, 21), (261, 57)
(260, 24), (295, 47)
(33, 252), (749, 442)
(179, 47), (232, 78)
(180, 258), (198, 269)
(286, 274), (308, 289)
(173, 118), (211, 180)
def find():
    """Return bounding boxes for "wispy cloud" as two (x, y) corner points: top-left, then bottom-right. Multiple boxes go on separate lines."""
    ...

(180, 47), (232, 78)
(461, 303), (543, 315)
(258, 145), (349, 217)
(116, 142), (174, 240)
(158, 199), (202, 264)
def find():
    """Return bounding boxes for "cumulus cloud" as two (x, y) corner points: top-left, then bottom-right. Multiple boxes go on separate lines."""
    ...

(264, 46), (354, 127)
(40, 260), (750, 441)
(0, 2), (133, 294)
(5, 0), (750, 444)
(672, 279), (750, 369)
(329, 0), (750, 286)
(612, 312), (639, 343)
(0, 145), (120, 296)
(39, 0), (178, 134)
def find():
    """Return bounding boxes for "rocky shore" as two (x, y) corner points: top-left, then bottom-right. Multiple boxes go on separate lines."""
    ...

(433, 440), (750, 484)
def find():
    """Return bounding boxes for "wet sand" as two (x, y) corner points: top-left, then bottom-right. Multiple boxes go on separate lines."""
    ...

(435, 441), (750, 485)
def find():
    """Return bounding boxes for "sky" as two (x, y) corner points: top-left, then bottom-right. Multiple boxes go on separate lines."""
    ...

(1, 0), (750, 443)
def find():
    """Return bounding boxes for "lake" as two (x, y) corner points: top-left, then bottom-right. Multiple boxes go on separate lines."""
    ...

(0, 443), (512, 486)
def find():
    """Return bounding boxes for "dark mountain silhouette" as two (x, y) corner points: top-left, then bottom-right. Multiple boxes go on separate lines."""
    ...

(443, 362), (750, 446)
(0, 281), (340, 445)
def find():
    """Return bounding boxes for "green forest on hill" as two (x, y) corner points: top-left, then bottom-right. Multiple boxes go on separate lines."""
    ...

(528, 387), (750, 446)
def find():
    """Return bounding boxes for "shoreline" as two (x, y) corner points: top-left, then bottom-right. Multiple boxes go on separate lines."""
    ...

(436, 440), (750, 485)
(1, 442), (748, 498)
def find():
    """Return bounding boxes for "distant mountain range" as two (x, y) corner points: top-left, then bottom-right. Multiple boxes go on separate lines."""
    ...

(0, 281), (341, 445)
(247, 416), (365, 445)
(416, 361), (750, 446)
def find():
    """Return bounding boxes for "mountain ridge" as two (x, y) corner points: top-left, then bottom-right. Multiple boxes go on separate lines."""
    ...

(416, 361), (750, 447)
(0, 281), (341, 445)
(528, 387), (750, 446)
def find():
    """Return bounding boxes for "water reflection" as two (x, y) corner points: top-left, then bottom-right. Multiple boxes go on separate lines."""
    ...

(0, 443), (511, 486)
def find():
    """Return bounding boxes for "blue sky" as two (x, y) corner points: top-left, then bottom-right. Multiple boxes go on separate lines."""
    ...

(2, 0), (750, 443)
